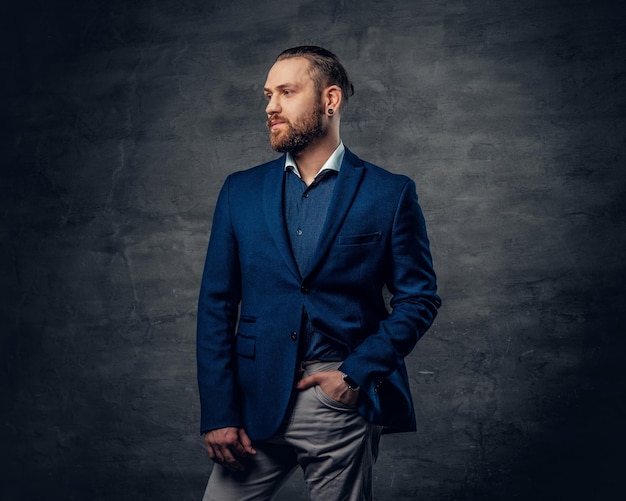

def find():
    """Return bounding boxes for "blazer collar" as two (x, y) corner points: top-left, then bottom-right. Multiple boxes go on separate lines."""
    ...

(262, 147), (365, 281)
(303, 147), (364, 278)
(263, 155), (301, 280)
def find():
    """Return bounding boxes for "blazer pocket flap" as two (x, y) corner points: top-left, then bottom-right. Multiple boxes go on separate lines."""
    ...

(339, 231), (382, 246)
(236, 335), (256, 358)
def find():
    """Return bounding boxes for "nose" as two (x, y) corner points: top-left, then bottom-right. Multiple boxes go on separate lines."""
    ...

(265, 95), (280, 116)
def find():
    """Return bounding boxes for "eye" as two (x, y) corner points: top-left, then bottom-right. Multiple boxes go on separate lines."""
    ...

(282, 89), (292, 96)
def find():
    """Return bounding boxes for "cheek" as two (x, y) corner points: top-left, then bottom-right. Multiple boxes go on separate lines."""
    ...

(291, 99), (313, 118)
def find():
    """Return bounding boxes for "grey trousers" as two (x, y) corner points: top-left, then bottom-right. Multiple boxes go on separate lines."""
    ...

(202, 362), (382, 501)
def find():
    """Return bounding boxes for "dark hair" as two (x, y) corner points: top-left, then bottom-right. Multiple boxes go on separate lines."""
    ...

(276, 46), (354, 112)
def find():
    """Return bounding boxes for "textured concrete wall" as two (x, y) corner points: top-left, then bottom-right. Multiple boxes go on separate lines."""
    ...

(2, 0), (625, 499)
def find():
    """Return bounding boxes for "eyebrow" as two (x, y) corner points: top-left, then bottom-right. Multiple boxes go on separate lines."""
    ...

(263, 83), (299, 93)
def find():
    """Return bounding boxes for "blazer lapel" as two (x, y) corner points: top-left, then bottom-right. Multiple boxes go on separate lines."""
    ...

(303, 148), (365, 278)
(263, 155), (302, 280)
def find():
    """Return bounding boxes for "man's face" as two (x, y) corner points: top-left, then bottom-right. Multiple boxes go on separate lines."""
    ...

(264, 57), (326, 153)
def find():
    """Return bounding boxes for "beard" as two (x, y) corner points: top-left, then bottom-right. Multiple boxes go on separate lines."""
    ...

(267, 102), (326, 154)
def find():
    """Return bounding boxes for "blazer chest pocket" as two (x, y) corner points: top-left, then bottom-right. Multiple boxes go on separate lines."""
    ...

(236, 334), (256, 358)
(338, 231), (382, 246)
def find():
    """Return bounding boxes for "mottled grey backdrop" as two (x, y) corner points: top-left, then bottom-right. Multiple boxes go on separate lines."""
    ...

(2, 0), (625, 500)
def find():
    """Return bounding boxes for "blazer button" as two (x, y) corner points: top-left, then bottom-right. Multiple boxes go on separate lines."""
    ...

(300, 285), (309, 294)
(290, 332), (298, 341)
(374, 379), (383, 394)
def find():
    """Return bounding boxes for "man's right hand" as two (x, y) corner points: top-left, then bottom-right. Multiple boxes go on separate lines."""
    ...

(203, 427), (257, 472)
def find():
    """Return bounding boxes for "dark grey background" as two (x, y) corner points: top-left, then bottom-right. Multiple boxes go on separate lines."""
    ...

(2, 0), (625, 500)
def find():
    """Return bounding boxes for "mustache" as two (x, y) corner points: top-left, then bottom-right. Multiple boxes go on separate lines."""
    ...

(267, 115), (287, 129)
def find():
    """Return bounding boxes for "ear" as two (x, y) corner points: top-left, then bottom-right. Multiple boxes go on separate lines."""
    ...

(323, 85), (343, 114)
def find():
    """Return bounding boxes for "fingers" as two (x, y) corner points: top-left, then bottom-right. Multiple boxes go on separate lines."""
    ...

(238, 428), (257, 456)
(296, 373), (320, 390)
(204, 427), (253, 472)
(297, 370), (341, 391)
(297, 370), (359, 405)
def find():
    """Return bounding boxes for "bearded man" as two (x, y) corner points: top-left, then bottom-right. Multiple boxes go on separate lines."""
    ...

(197, 46), (441, 501)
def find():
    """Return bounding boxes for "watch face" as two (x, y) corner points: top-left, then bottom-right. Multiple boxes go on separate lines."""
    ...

(342, 373), (359, 390)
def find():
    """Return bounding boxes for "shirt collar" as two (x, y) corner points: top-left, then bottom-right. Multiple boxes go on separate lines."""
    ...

(284, 142), (345, 179)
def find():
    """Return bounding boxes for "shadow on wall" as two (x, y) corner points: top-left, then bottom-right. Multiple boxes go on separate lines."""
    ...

(447, 301), (626, 501)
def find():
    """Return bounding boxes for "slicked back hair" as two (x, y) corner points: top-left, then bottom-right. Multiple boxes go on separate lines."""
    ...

(276, 46), (354, 113)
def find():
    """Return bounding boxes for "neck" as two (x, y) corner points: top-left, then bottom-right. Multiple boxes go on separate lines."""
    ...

(292, 129), (341, 186)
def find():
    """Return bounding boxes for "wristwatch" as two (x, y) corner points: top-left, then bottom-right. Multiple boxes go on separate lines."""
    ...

(341, 372), (360, 391)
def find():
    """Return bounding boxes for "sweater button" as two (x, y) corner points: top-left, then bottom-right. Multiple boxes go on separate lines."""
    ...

(300, 285), (309, 294)
(290, 332), (298, 341)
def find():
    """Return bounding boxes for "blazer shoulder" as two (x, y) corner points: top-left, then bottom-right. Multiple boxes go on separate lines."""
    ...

(217, 156), (284, 200)
(345, 147), (413, 187)
(348, 161), (413, 198)
(365, 161), (413, 185)
(228, 156), (284, 182)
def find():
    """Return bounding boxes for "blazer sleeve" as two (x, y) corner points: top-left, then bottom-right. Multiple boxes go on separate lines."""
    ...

(339, 177), (441, 402)
(196, 175), (243, 434)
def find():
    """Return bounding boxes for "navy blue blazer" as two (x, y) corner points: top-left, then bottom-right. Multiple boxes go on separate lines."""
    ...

(197, 147), (441, 440)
